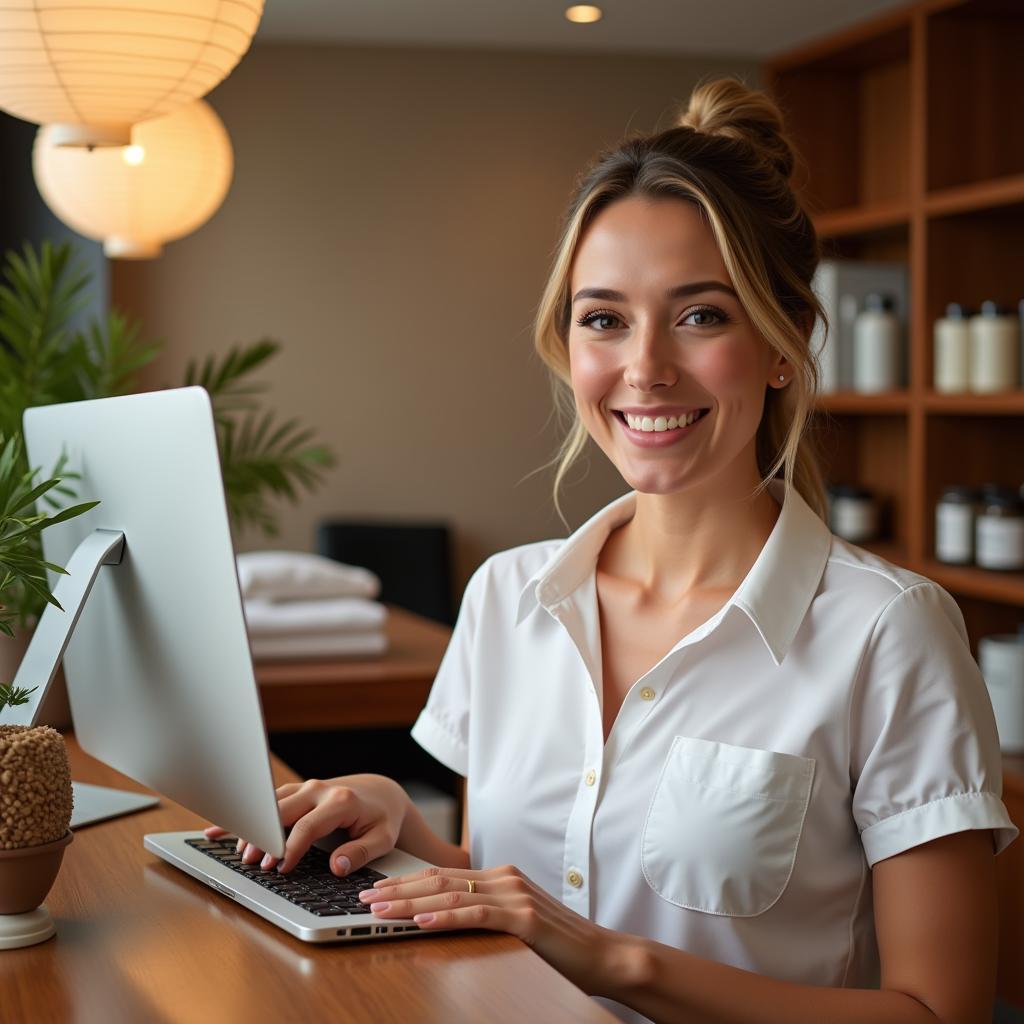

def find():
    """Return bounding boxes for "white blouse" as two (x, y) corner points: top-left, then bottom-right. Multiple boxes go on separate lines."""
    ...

(411, 479), (1018, 1024)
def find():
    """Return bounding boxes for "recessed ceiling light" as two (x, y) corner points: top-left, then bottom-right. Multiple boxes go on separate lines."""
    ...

(565, 5), (602, 24)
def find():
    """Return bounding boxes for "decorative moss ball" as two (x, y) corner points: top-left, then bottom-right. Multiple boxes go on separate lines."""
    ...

(0, 725), (73, 849)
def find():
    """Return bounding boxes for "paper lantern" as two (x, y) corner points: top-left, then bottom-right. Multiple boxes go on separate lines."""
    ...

(33, 99), (233, 259)
(0, 1), (263, 147)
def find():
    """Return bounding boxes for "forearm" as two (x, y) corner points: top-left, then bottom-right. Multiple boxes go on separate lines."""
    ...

(396, 800), (471, 870)
(599, 933), (942, 1024)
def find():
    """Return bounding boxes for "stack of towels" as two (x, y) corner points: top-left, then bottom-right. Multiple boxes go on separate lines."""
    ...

(236, 551), (389, 661)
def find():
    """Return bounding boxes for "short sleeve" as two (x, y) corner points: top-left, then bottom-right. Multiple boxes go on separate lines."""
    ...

(409, 561), (488, 777)
(849, 581), (1018, 867)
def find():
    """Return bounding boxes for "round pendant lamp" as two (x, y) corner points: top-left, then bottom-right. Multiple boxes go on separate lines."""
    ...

(0, 1), (264, 147)
(33, 99), (233, 259)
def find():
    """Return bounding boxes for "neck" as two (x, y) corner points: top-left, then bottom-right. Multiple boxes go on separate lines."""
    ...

(600, 465), (782, 605)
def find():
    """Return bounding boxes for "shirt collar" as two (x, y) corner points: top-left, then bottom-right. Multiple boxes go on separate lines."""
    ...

(515, 479), (832, 667)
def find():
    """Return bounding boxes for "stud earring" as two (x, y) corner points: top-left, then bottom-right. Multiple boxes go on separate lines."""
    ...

(777, 374), (785, 382)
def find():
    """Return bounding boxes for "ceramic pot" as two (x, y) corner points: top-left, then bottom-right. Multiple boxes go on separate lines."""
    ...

(0, 724), (74, 917)
(0, 830), (73, 914)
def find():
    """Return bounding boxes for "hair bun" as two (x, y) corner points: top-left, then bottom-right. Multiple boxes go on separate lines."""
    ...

(678, 78), (796, 182)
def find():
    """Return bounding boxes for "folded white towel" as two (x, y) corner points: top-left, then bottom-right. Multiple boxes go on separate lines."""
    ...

(249, 631), (388, 662)
(244, 598), (387, 637)
(236, 551), (381, 602)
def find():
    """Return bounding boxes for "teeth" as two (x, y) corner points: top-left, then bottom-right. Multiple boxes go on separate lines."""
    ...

(624, 411), (703, 432)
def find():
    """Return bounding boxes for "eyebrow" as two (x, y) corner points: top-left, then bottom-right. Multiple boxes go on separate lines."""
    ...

(571, 281), (738, 304)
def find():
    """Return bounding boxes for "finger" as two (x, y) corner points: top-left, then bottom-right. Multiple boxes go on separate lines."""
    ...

(241, 842), (267, 865)
(203, 825), (230, 839)
(275, 782), (302, 799)
(361, 873), (484, 903)
(278, 802), (359, 874)
(329, 823), (395, 876)
(412, 903), (520, 934)
(276, 789), (328, 829)
(375, 865), (495, 889)
(369, 892), (502, 919)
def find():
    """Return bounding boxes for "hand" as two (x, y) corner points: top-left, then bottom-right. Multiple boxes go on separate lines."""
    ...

(356, 864), (615, 994)
(203, 774), (412, 876)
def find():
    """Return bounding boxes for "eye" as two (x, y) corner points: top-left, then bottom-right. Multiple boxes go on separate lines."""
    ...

(681, 305), (730, 327)
(575, 308), (624, 331)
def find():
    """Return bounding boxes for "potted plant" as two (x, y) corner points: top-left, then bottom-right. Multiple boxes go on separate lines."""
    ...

(0, 434), (96, 948)
(0, 240), (335, 645)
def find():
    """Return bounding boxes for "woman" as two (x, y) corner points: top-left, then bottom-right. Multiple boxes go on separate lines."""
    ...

(214, 79), (1017, 1023)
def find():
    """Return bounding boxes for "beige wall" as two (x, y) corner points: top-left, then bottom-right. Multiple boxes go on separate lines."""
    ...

(113, 43), (758, 594)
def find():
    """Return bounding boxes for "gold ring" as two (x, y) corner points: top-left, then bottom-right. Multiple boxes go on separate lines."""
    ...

(466, 878), (477, 895)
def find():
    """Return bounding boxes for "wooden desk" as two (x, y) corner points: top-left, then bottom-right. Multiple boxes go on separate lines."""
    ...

(0, 738), (616, 1024)
(254, 606), (452, 731)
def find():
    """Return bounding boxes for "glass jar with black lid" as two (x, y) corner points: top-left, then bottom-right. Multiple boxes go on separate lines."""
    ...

(975, 487), (1024, 571)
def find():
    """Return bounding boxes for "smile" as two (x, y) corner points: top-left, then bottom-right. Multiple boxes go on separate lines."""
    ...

(612, 408), (711, 446)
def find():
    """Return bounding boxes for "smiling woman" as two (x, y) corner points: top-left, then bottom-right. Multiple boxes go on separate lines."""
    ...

(215, 78), (1018, 1024)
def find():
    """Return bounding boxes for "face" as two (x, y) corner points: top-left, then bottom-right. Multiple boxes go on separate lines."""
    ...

(567, 195), (787, 496)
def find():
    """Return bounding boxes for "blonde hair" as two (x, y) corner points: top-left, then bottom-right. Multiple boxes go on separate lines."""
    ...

(534, 77), (827, 526)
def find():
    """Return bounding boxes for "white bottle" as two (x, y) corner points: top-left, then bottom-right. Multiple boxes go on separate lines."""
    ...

(853, 293), (901, 393)
(933, 303), (972, 393)
(969, 301), (1019, 393)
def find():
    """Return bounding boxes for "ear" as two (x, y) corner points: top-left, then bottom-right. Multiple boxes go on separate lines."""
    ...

(766, 343), (793, 388)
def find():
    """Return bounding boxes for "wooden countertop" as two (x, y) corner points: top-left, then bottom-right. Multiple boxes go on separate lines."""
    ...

(0, 736), (616, 1024)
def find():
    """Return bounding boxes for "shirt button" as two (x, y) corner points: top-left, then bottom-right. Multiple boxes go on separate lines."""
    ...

(585, 770), (596, 786)
(567, 869), (583, 888)
(640, 686), (656, 701)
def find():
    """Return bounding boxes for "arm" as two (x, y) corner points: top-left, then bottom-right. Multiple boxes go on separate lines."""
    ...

(397, 796), (471, 870)
(596, 830), (998, 1024)
(394, 775), (470, 870)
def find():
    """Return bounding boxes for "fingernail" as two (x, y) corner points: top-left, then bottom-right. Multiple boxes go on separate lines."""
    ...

(358, 889), (379, 902)
(414, 914), (434, 925)
(236, 838), (244, 853)
(334, 855), (351, 875)
(261, 854), (273, 869)
(370, 902), (391, 913)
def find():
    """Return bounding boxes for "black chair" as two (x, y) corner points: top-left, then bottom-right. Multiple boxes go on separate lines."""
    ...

(316, 519), (454, 626)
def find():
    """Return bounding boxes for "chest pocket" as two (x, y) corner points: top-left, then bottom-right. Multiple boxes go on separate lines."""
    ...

(641, 736), (815, 917)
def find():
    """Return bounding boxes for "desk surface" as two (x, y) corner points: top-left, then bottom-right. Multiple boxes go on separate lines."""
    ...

(0, 737), (616, 1024)
(254, 605), (452, 731)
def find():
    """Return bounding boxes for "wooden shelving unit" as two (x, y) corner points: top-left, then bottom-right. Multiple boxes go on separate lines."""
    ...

(765, 0), (1024, 1007)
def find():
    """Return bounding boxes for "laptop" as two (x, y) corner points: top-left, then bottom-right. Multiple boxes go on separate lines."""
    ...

(19, 388), (440, 943)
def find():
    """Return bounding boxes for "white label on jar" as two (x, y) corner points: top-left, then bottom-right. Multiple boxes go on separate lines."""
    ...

(936, 503), (973, 562)
(976, 515), (1024, 570)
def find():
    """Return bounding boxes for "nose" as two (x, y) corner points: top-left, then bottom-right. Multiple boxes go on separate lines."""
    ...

(622, 320), (679, 391)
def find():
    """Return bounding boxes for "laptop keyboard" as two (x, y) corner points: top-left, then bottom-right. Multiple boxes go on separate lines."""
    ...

(186, 836), (387, 916)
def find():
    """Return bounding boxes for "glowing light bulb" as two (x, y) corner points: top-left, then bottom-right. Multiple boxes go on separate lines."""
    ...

(122, 145), (145, 167)
(565, 5), (602, 23)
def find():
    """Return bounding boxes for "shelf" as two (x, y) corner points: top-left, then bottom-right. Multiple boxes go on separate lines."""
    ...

(815, 391), (910, 414)
(814, 201), (910, 238)
(924, 391), (1024, 414)
(916, 558), (1024, 605)
(927, 2), (1024, 192)
(767, 23), (910, 214)
(926, 173), (1024, 218)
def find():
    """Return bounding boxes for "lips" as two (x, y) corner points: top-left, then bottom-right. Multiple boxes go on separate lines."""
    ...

(612, 407), (711, 447)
